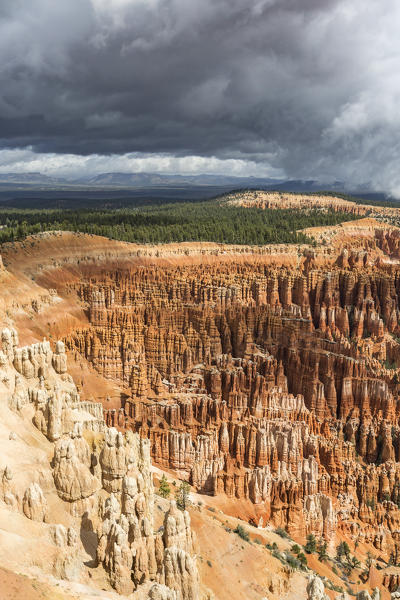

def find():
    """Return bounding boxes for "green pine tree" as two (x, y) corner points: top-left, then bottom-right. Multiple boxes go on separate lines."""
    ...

(304, 533), (317, 554)
(158, 475), (171, 499)
(175, 481), (191, 511)
(317, 539), (328, 562)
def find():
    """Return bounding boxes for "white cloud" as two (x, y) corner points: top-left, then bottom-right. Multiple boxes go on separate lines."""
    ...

(0, 147), (283, 180)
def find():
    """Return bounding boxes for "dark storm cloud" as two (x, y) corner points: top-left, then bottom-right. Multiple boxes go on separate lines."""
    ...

(1, 0), (400, 193)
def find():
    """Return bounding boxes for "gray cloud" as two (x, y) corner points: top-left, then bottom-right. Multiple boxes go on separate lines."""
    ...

(0, 0), (400, 193)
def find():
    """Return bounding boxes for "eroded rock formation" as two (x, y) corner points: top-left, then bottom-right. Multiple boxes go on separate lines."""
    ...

(96, 436), (199, 597)
(0, 326), (202, 599)
(61, 253), (400, 567)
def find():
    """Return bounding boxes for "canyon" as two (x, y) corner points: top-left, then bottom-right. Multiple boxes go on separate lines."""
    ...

(2, 212), (400, 598)
(60, 227), (400, 555)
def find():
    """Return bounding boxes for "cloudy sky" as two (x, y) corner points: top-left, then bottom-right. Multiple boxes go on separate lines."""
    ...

(1, 0), (400, 193)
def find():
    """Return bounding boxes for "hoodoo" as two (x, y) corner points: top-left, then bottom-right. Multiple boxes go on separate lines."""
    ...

(0, 318), (202, 599)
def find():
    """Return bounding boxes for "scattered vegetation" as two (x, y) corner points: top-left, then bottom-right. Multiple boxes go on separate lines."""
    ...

(304, 533), (317, 554)
(317, 539), (329, 563)
(289, 544), (308, 567)
(298, 535), (330, 564)
(336, 541), (351, 562)
(266, 542), (278, 551)
(335, 541), (361, 576)
(275, 527), (291, 540)
(325, 580), (345, 594)
(285, 551), (307, 570)
(175, 481), (191, 511)
(297, 552), (307, 567)
(157, 474), (171, 499)
(233, 524), (250, 542)
(265, 543), (307, 571)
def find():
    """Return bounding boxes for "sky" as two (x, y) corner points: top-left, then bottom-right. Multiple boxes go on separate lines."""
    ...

(1, 0), (400, 193)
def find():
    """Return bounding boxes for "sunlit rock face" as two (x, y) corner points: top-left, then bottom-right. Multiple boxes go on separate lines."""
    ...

(64, 253), (400, 552)
(0, 325), (201, 599)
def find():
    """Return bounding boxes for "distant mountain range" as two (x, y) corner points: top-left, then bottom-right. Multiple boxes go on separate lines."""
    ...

(74, 172), (284, 187)
(0, 171), (389, 205)
(0, 171), (283, 188)
(0, 172), (67, 184)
